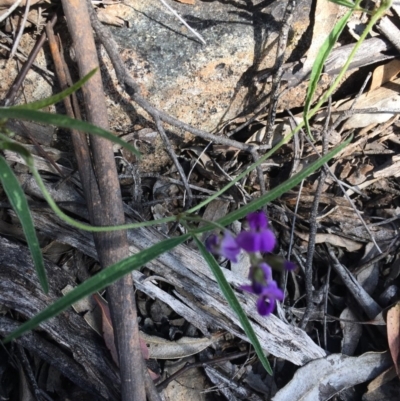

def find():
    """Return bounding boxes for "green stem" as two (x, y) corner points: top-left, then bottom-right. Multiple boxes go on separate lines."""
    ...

(26, 156), (178, 232)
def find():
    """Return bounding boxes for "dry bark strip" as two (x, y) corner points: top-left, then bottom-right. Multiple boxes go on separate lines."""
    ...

(0, 237), (120, 401)
(59, 2), (145, 400)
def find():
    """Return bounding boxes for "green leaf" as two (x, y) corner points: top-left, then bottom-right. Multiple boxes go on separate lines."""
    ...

(328, 0), (367, 11)
(0, 108), (140, 157)
(194, 236), (273, 375)
(0, 155), (48, 293)
(303, 7), (354, 139)
(328, 0), (356, 8)
(12, 69), (98, 110)
(2, 234), (190, 343)
(0, 133), (31, 159)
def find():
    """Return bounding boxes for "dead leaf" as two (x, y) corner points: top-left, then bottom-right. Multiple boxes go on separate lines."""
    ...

(93, 294), (150, 365)
(273, 352), (392, 401)
(337, 77), (400, 130)
(96, 9), (125, 27)
(174, 0), (195, 4)
(340, 308), (362, 356)
(339, 161), (352, 180)
(367, 365), (397, 393)
(93, 293), (120, 365)
(295, 231), (363, 252)
(163, 358), (208, 401)
(347, 163), (374, 186)
(184, 146), (222, 182)
(386, 302), (400, 376)
(200, 200), (229, 226)
(61, 285), (96, 314)
(370, 59), (400, 91)
(140, 331), (221, 359)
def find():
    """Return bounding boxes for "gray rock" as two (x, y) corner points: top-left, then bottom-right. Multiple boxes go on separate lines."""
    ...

(106, 0), (312, 132)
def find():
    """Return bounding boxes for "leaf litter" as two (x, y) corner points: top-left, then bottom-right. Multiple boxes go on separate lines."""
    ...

(1, 0), (400, 400)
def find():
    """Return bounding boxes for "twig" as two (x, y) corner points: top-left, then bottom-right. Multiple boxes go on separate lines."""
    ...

(61, 1), (146, 400)
(328, 72), (372, 132)
(2, 13), (57, 106)
(322, 263), (331, 350)
(378, 16), (400, 53)
(184, 141), (211, 205)
(157, 0), (206, 45)
(353, 236), (399, 274)
(326, 245), (382, 320)
(349, 72), (372, 110)
(299, 125), (329, 329)
(320, 102), (332, 341)
(265, 0), (297, 141)
(333, 107), (400, 117)
(15, 344), (44, 400)
(250, 148), (266, 196)
(123, 173), (234, 197)
(284, 178), (303, 297)
(0, 42), (53, 78)
(140, 194), (234, 207)
(304, 135), (382, 253)
(10, 0), (30, 59)
(286, 111), (303, 268)
(302, 78), (382, 252)
(143, 365), (162, 401)
(283, 113), (303, 294)
(156, 351), (252, 392)
(0, 0), (23, 23)
(154, 115), (193, 208)
(1, 15), (64, 179)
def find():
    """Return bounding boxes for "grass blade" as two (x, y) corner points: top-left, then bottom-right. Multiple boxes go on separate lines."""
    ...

(306, 0), (392, 124)
(303, 5), (355, 138)
(2, 234), (190, 343)
(0, 108), (140, 157)
(12, 69), (97, 110)
(0, 155), (48, 293)
(193, 235), (273, 375)
(329, 0), (364, 10)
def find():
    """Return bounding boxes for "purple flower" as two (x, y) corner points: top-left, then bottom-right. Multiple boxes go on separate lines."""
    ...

(284, 260), (296, 272)
(240, 263), (272, 295)
(240, 262), (284, 316)
(256, 281), (284, 315)
(264, 255), (297, 273)
(205, 231), (241, 262)
(236, 212), (276, 253)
